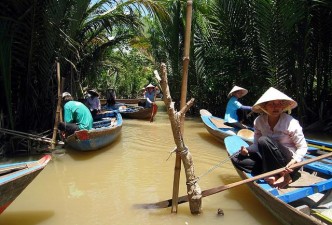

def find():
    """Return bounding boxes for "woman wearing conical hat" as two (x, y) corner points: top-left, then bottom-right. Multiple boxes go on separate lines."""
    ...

(238, 87), (308, 189)
(224, 85), (252, 129)
(144, 83), (156, 108)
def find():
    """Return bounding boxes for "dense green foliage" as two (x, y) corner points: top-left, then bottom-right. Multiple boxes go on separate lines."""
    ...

(0, 0), (331, 133)
(148, 0), (332, 130)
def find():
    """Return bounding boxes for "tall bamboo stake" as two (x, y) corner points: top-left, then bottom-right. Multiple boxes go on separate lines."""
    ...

(171, 0), (195, 213)
(51, 60), (62, 150)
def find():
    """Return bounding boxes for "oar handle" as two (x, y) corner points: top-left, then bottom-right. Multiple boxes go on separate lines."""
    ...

(136, 151), (332, 209)
(202, 151), (332, 197)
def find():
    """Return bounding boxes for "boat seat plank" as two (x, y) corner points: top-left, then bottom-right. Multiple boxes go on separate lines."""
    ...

(245, 173), (280, 195)
(307, 139), (332, 148)
(308, 146), (319, 152)
(276, 161), (332, 203)
(277, 178), (332, 203)
(304, 154), (332, 165)
(304, 161), (332, 175)
(256, 180), (279, 195)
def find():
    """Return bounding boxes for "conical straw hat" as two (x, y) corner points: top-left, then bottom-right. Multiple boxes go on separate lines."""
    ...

(227, 86), (248, 98)
(252, 87), (297, 113)
(145, 83), (155, 89)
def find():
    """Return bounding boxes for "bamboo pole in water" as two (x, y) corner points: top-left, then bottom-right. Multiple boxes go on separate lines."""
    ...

(171, 0), (201, 214)
(157, 64), (202, 215)
(51, 60), (62, 150)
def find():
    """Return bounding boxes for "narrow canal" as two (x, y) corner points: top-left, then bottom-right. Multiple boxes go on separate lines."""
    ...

(0, 101), (330, 225)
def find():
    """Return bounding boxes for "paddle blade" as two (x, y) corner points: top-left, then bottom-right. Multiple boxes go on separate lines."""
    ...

(150, 104), (158, 122)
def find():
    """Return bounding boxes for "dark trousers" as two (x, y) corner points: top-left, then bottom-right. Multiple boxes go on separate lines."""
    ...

(90, 109), (98, 120)
(231, 152), (262, 175)
(258, 136), (300, 180)
(58, 122), (79, 136)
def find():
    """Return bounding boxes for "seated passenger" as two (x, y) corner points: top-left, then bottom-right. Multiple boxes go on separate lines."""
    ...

(58, 92), (93, 138)
(232, 87), (307, 189)
(85, 89), (101, 119)
(224, 85), (252, 130)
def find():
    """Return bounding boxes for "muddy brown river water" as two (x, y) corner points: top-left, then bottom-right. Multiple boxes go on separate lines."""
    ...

(0, 101), (330, 225)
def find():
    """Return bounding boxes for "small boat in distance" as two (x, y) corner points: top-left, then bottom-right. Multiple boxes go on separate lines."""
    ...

(65, 111), (122, 151)
(103, 104), (157, 121)
(0, 155), (52, 214)
(120, 106), (156, 120)
(100, 98), (144, 105)
(224, 135), (332, 225)
(200, 109), (254, 144)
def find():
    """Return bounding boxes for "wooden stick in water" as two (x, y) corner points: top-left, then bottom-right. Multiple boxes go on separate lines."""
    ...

(135, 151), (332, 209)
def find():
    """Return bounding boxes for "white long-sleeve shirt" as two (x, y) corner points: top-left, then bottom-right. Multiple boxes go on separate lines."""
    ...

(248, 113), (307, 162)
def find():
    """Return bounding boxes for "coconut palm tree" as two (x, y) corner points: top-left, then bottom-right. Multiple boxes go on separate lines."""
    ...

(0, 0), (166, 132)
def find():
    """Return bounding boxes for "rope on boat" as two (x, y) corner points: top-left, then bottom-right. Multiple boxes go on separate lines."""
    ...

(186, 151), (240, 185)
(166, 145), (237, 183)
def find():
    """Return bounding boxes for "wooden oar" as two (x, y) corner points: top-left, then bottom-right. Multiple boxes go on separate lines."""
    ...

(150, 104), (158, 122)
(150, 89), (158, 123)
(134, 151), (332, 209)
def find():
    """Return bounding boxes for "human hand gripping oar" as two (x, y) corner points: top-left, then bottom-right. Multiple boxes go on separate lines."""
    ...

(134, 151), (332, 209)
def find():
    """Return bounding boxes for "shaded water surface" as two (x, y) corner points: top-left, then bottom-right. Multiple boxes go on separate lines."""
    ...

(1, 102), (330, 225)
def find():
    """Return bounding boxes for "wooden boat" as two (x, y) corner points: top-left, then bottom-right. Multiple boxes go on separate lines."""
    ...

(224, 135), (332, 225)
(0, 155), (52, 214)
(100, 98), (144, 105)
(200, 109), (254, 143)
(306, 138), (332, 152)
(103, 104), (157, 120)
(120, 105), (157, 120)
(65, 111), (122, 151)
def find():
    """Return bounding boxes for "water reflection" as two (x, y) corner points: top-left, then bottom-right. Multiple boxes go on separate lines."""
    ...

(1, 101), (329, 225)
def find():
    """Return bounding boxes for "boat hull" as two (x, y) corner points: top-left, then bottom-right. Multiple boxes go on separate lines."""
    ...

(65, 112), (122, 151)
(225, 136), (331, 225)
(200, 109), (253, 143)
(121, 107), (154, 120)
(0, 155), (51, 214)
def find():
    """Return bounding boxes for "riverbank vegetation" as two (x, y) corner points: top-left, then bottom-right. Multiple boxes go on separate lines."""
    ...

(1, 0), (331, 134)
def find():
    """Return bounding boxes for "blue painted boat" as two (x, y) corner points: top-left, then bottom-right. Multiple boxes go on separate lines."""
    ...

(306, 139), (332, 152)
(224, 135), (332, 225)
(0, 155), (51, 214)
(200, 109), (254, 144)
(65, 111), (122, 151)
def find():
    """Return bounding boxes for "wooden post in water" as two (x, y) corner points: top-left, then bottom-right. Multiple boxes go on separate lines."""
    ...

(51, 60), (62, 150)
(171, 0), (199, 214)
(157, 64), (202, 214)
